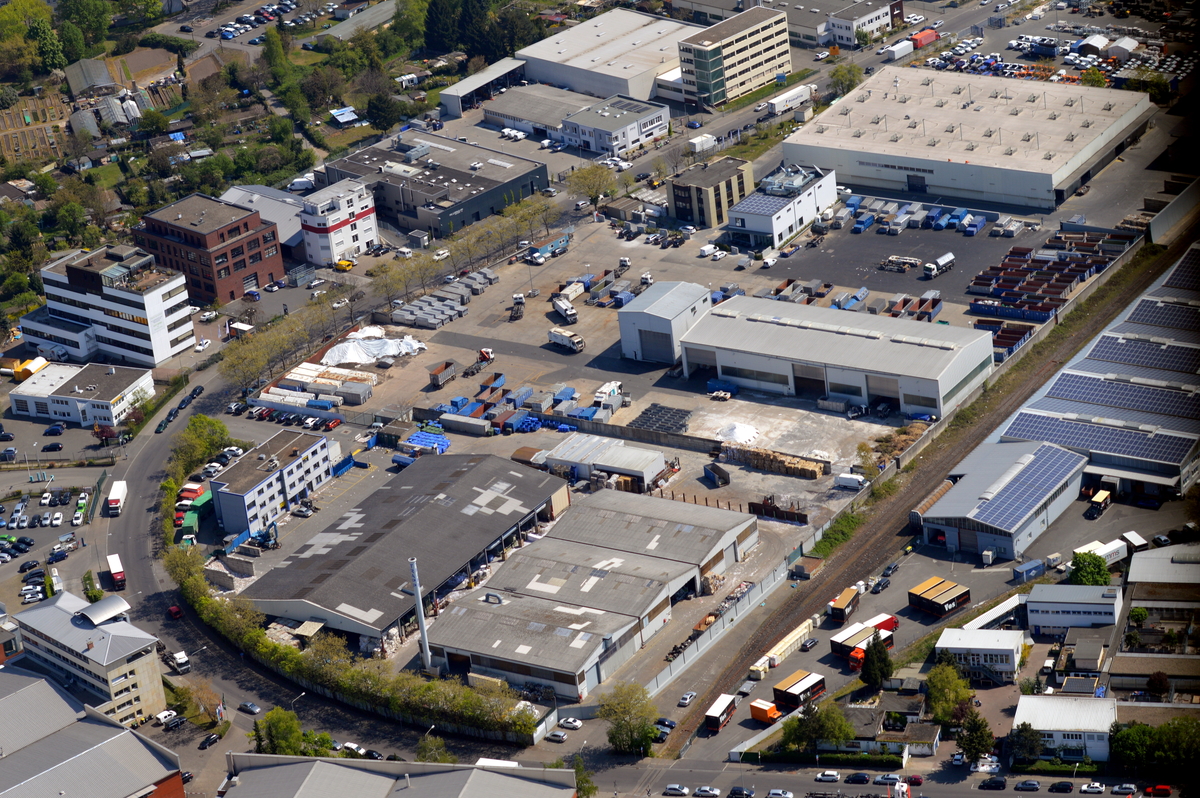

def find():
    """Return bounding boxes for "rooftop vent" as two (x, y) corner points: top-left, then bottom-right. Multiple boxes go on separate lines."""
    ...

(1022, 132), (1034, 141)
(907, 120), (918, 128)
(852, 129), (864, 137)
(1066, 132), (1076, 142)
(1103, 101), (1114, 111)
(1004, 147), (1016, 155)
(1049, 111), (1059, 120)
(1010, 107), (1021, 115)
(945, 123), (955, 132)
(927, 137), (940, 146)
(935, 99), (946, 107)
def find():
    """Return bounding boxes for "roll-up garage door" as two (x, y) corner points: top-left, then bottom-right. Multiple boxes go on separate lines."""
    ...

(684, 346), (716, 366)
(242, 273), (260, 291)
(792, 363), (825, 396)
(866, 375), (900, 403)
(958, 527), (978, 553)
(638, 328), (675, 364)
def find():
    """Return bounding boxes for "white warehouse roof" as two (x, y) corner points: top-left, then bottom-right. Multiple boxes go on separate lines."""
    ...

(1127, 543), (1200, 585)
(517, 10), (699, 82)
(680, 295), (993, 382)
(1013, 695), (1117, 732)
(936, 628), (1024, 652)
(620, 281), (709, 319)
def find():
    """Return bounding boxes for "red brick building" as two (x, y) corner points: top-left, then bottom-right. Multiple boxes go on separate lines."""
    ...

(135, 193), (285, 304)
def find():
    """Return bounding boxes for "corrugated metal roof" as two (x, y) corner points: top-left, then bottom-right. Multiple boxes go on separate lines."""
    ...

(1128, 543), (1200, 585)
(936, 628), (1023, 653)
(485, 85), (594, 131)
(592, 444), (665, 477)
(220, 185), (306, 248)
(923, 441), (1045, 523)
(619, 281), (709, 320)
(1027, 584), (1118, 605)
(0, 667), (85, 755)
(1012, 695), (1116, 732)
(680, 295), (993, 382)
(65, 59), (115, 95)
(15, 591), (158, 667)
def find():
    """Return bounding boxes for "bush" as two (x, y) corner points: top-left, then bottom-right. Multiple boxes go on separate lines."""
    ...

(810, 511), (864, 558)
(140, 33), (201, 55)
(760, 750), (903, 768)
(1010, 760), (1099, 775)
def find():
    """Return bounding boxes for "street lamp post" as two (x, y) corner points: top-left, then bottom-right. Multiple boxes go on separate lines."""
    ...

(424, 724), (436, 737)
(291, 691), (306, 711)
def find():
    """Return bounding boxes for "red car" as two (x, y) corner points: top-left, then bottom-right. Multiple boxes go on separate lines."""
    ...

(174, 512), (186, 528)
(168, 605), (184, 620)
(325, 418), (342, 430)
(906, 776), (924, 786)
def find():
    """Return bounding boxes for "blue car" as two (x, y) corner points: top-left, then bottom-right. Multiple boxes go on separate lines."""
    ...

(244, 290), (261, 301)
(44, 425), (64, 436)
(686, 120), (702, 129)
(221, 30), (235, 39)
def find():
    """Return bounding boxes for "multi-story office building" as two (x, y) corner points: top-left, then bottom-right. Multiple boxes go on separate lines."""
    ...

(135, 193), (286, 303)
(211, 430), (336, 538)
(667, 156), (754, 228)
(678, 8), (791, 107)
(8, 363), (154, 426)
(21, 245), (194, 368)
(560, 96), (669, 157)
(1026, 584), (1123, 637)
(15, 592), (167, 725)
(827, 0), (904, 48)
(299, 178), (379, 267)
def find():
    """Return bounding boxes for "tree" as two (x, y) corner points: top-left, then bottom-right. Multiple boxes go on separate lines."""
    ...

(1110, 722), (1155, 770)
(262, 27), (290, 84)
(57, 201), (85, 239)
(1147, 671), (1170, 697)
(258, 707), (304, 754)
(354, 68), (393, 100)
(855, 29), (869, 47)
(415, 734), (459, 763)
(457, 0), (488, 57)
(571, 755), (597, 798)
(1070, 551), (1110, 586)
(1080, 67), (1107, 88)
(926, 663), (972, 725)
(0, 0), (53, 43)
(1010, 721), (1044, 762)
(956, 707), (995, 763)
(302, 631), (354, 687)
(138, 108), (169, 137)
(59, 21), (85, 63)
(114, 0), (162, 25)
(57, 0), (110, 44)
(566, 163), (616, 212)
(423, 0), (458, 53)
(596, 681), (659, 755)
(780, 700), (854, 752)
(1129, 607), (1148, 627)
(92, 424), (117, 443)
(365, 93), (404, 133)
(935, 648), (962, 676)
(191, 677), (223, 724)
(0, 86), (18, 110)
(393, 0), (428, 48)
(27, 18), (66, 71)
(860, 630), (894, 691)
(828, 62), (864, 97)
(302, 66), (345, 109)
(855, 441), (879, 479)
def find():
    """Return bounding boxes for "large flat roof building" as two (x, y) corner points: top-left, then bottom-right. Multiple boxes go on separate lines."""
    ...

(1001, 244), (1200, 493)
(561, 95), (669, 157)
(516, 10), (702, 100)
(1012, 695), (1116, 761)
(240, 455), (569, 643)
(483, 85), (595, 138)
(8, 363), (154, 427)
(428, 491), (758, 698)
(781, 66), (1156, 209)
(679, 295), (994, 414)
(918, 441), (1088, 561)
(618, 280), (712, 363)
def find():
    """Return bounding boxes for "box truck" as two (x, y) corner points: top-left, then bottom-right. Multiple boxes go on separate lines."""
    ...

(107, 481), (128, 517)
(887, 40), (915, 60)
(705, 694), (738, 732)
(699, 244), (718, 257)
(552, 296), (578, 324)
(835, 473), (867, 489)
(830, 587), (860, 624)
(772, 669), (826, 710)
(923, 252), (955, 278)
(689, 134), (718, 153)
(549, 327), (586, 353)
(750, 699), (782, 724)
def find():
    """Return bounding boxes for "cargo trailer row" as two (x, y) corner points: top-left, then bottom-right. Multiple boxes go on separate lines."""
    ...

(392, 270), (498, 329)
(830, 586), (860, 624)
(908, 577), (971, 617)
(771, 668), (826, 710)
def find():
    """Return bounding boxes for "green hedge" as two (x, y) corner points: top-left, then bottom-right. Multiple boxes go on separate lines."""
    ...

(759, 750), (903, 768)
(1010, 760), (1100, 775)
(139, 33), (200, 55)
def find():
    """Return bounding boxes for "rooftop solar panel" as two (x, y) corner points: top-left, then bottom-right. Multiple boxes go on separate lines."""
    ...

(970, 444), (1086, 532)
(1127, 299), (1200, 332)
(1163, 248), (1200, 293)
(1029, 396), (1200, 436)
(1002, 412), (1196, 466)
(1110, 321), (1200, 346)
(1047, 373), (1200, 420)
(1071, 357), (1191, 383)
(1087, 336), (1200, 377)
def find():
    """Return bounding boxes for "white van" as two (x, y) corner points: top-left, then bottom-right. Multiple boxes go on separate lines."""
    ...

(574, 200), (590, 211)
(835, 474), (867, 489)
(394, 247), (413, 259)
(540, 139), (552, 149)
(698, 244), (718, 257)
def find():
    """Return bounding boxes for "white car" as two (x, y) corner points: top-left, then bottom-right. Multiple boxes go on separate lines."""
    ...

(873, 775), (901, 785)
(188, 305), (200, 315)
(72, 511), (83, 526)
(1080, 786), (1105, 795)
(224, 447), (244, 457)
(331, 299), (348, 309)
(971, 760), (1000, 773)
(762, 257), (778, 268)
(877, 46), (889, 54)
(952, 751), (965, 766)
(664, 787), (690, 797)
(40, 492), (52, 506)
(195, 339), (212, 352)
(695, 789), (721, 798)
(432, 249), (451, 261)
(199, 310), (218, 322)
(754, 102), (768, 111)
(678, 691), (697, 707)
(815, 51), (830, 60)
(559, 717), (583, 730)
(815, 771), (840, 782)
(264, 282), (280, 292)
(51, 512), (62, 527)
(766, 791), (794, 798)
(711, 251), (727, 261)
(342, 742), (367, 757)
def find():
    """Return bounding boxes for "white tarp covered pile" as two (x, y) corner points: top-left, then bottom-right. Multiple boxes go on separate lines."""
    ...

(320, 334), (426, 365)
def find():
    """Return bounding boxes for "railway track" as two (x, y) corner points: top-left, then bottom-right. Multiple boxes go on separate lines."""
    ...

(665, 228), (1196, 757)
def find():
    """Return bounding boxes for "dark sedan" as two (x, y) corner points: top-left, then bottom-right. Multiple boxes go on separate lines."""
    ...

(179, 24), (193, 31)
(845, 774), (871, 785)
(43, 442), (63, 452)
(199, 733), (221, 749)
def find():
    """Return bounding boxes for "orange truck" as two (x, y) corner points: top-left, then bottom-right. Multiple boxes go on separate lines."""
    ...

(749, 699), (782, 724)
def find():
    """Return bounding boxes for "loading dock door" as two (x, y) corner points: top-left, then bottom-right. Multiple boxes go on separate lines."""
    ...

(908, 174), (927, 193)
(638, 328), (675, 364)
(684, 346), (716, 367)
(958, 527), (979, 553)
(792, 363), (825, 397)
(866, 375), (900, 406)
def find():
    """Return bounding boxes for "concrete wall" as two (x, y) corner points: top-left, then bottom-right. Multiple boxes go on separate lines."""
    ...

(1148, 177), (1200, 243)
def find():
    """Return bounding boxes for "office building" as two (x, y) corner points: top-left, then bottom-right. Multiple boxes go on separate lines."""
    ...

(826, 0), (904, 48)
(727, 164), (838, 248)
(21, 245), (195, 368)
(300, 178), (379, 267)
(1026, 584), (1122, 636)
(668, 156), (754, 229)
(935, 628), (1024, 683)
(1011, 695), (1116, 761)
(678, 7), (791, 107)
(560, 95), (669, 157)
(8, 363), (154, 426)
(135, 193), (287, 303)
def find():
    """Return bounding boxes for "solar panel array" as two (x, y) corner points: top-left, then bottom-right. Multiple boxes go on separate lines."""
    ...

(1127, 299), (1200, 332)
(970, 444), (1087, 532)
(1003, 412), (1196, 465)
(1163, 247), (1200, 293)
(1111, 321), (1200, 346)
(1073, 357), (1189, 383)
(1087, 335), (1200, 377)
(1030, 396), (1200, 436)
(1047, 372), (1200, 420)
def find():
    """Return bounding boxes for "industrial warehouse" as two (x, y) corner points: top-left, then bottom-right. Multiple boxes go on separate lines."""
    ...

(1000, 244), (1200, 495)
(781, 66), (1156, 209)
(427, 492), (758, 699)
(678, 296), (995, 415)
(238, 455), (570, 645)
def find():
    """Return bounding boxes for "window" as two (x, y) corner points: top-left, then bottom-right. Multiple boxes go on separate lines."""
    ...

(217, 267), (231, 279)
(247, 238), (260, 250)
(721, 365), (789, 385)
(262, 230), (276, 244)
(233, 259), (247, 272)
(829, 382), (863, 397)
(265, 245), (277, 257)
(231, 245), (245, 257)
(214, 253), (228, 266)
(249, 252), (262, 264)
(228, 226), (241, 238)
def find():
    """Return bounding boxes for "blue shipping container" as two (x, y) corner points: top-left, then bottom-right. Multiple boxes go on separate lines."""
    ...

(1012, 560), (1045, 582)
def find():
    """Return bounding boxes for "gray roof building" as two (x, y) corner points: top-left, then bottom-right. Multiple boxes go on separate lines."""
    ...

(1128, 543), (1200, 585)
(15, 592), (154, 667)
(221, 754), (577, 797)
(220, 185), (306, 257)
(70, 109), (101, 139)
(562, 95), (668, 135)
(0, 666), (183, 796)
(240, 455), (568, 639)
(483, 85), (595, 134)
(618, 281), (712, 363)
(313, 0), (397, 41)
(671, 157), (752, 190)
(65, 58), (117, 97)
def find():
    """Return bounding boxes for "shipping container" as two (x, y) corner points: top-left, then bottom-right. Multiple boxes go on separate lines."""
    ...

(1121, 531), (1148, 552)
(705, 694), (738, 732)
(772, 669), (827, 710)
(1012, 559), (1045, 582)
(830, 587), (860, 623)
(908, 577), (971, 617)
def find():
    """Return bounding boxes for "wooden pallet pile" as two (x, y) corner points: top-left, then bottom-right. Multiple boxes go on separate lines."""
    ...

(721, 443), (823, 478)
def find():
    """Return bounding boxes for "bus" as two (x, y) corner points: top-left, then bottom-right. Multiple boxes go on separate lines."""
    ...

(106, 554), (126, 591)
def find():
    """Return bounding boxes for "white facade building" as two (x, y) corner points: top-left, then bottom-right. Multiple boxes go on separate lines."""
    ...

(8, 363), (154, 427)
(1026, 584), (1123, 636)
(22, 245), (195, 367)
(827, 0), (903, 48)
(1012, 695), (1116, 761)
(300, 178), (378, 266)
(935, 628), (1024, 682)
(14, 593), (167, 725)
(211, 430), (336, 538)
(618, 281), (711, 363)
(727, 165), (838, 249)
(561, 95), (669, 157)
